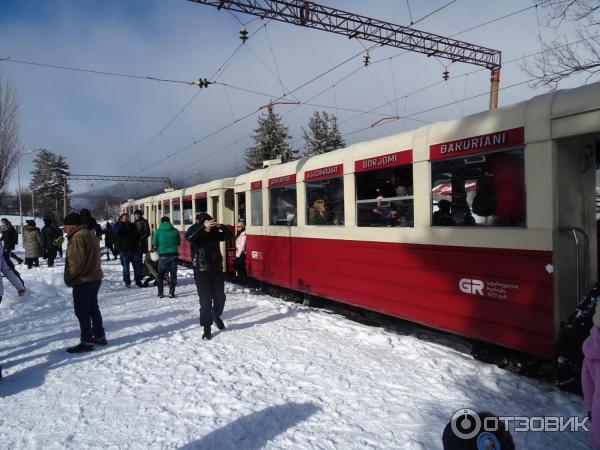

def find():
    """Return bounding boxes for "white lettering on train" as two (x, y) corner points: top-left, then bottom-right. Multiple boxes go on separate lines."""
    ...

(307, 166), (339, 179)
(361, 154), (398, 169)
(459, 278), (485, 296)
(440, 132), (506, 155)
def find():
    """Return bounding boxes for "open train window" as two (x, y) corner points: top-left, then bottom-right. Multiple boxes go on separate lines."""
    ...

(183, 200), (193, 226)
(236, 192), (246, 223)
(306, 177), (344, 226)
(270, 185), (297, 226)
(355, 165), (414, 227)
(172, 202), (181, 225)
(431, 148), (525, 227)
(163, 202), (170, 219)
(251, 190), (263, 226)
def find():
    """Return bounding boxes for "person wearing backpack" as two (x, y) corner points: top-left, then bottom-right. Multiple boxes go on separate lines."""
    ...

(151, 216), (181, 298)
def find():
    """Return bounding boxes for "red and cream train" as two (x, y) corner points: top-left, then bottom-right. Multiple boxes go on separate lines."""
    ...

(122, 81), (600, 360)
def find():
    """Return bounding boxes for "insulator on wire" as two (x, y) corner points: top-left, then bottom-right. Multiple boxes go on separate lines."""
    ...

(363, 51), (370, 67)
(442, 68), (449, 81)
(240, 26), (249, 43)
(197, 78), (210, 88)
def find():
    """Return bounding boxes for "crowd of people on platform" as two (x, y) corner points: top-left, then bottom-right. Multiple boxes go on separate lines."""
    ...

(0, 207), (248, 349)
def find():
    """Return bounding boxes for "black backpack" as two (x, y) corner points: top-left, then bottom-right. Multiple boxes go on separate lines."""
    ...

(472, 174), (496, 217)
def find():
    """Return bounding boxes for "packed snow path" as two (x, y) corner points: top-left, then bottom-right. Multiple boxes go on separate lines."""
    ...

(0, 257), (592, 449)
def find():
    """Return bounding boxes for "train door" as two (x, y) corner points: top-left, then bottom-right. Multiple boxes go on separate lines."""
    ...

(554, 135), (599, 327)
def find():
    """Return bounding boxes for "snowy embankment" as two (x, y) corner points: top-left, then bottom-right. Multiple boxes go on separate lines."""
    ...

(0, 249), (593, 449)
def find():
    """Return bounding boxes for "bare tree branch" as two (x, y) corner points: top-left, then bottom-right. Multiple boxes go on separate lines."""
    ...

(0, 75), (20, 194)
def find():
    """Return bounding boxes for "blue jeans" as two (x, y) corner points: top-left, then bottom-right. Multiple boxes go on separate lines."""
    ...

(120, 250), (142, 285)
(73, 280), (104, 343)
(157, 255), (178, 292)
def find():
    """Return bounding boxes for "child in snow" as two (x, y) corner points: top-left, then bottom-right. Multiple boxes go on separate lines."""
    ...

(582, 305), (600, 449)
(0, 240), (26, 380)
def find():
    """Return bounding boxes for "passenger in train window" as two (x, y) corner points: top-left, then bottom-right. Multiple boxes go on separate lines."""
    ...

(306, 178), (344, 226)
(308, 193), (329, 225)
(371, 196), (399, 227)
(432, 200), (454, 226)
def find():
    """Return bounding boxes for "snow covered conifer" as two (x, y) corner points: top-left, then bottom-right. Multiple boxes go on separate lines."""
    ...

(245, 107), (294, 170)
(29, 148), (70, 216)
(302, 111), (345, 157)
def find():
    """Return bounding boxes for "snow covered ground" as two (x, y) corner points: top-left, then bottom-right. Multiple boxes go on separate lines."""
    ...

(0, 249), (593, 449)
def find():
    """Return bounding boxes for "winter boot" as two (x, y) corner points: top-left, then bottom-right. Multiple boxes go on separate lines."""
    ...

(215, 317), (225, 331)
(202, 325), (212, 341)
(66, 341), (95, 353)
(157, 286), (164, 298)
(93, 335), (108, 346)
(169, 286), (175, 298)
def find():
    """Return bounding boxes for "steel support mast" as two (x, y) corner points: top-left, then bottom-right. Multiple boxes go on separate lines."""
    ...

(189, 0), (502, 108)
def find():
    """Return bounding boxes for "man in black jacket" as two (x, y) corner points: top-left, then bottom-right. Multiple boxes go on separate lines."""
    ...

(133, 209), (150, 257)
(185, 212), (233, 340)
(80, 209), (103, 239)
(0, 218), (23, 265)
(114, 213), (142, 287)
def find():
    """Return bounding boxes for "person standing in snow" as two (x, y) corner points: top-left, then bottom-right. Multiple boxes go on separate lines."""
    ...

(22, 219), (43, 269)
(114, 213), (142, 288)
(1, 218), (23, 265)
(103, 221), (118, 261)
(151, 216), (180, 298)
(80, 208), (103, 239)
(234, 221), (247, 283)
(582, 305), (600, 449)
(0, 240), (26, 380)
(41, 216), (61, 267)
(185, 213), (233, 340)
(133, 209), (150, 255)
(63, 212), (106, 353)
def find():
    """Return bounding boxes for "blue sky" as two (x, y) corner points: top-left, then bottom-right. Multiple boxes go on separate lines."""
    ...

(0, 0), (588, 195)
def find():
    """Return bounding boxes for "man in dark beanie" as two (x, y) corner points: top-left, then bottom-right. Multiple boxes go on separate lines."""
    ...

(79, 208), (103, 239)
(63, 212), (106, 353)
(185, 212), (233, 340)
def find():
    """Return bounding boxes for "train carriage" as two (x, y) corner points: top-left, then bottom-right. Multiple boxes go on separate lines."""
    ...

(124, 81), (600, 360)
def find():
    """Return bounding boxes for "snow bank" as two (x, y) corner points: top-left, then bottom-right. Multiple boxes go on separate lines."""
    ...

(0, 259), (592, 449)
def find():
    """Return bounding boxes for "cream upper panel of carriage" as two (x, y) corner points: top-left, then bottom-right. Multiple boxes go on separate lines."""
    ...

(205, 177), (235, 195)
(235, 168), (268, 192)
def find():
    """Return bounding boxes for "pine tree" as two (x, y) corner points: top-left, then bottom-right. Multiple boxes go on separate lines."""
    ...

(29, 149), (71, 217)
(302, 111), (345, 157)
(245, 107), (294, 171)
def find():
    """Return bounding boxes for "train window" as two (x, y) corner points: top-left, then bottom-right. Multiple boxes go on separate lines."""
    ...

(306, 177), (344, 225)
(195, 198), (207, 216)
(251, 190), (263, 226)
(355, 165), (414, 227)
(431, 148), (525, 227)
(236, 192), (246, 223)
(163, 202), (170, 219)
(172, 203), (181, 225)
(270, 185), (297, 226)
(183, 200), (193, 225)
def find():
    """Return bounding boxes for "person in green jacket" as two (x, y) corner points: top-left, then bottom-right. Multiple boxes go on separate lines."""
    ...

(151, 216), (181, 298)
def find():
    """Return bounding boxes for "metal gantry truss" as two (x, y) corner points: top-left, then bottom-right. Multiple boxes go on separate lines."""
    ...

(64, 174), (173, 216)
(190, 0), (501, 68)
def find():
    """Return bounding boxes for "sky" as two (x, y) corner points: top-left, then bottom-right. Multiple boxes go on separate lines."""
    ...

(0, 0), (591, 197)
